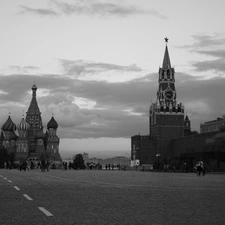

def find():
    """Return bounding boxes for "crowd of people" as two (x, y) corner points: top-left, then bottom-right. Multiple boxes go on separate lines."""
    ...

(17, 160), (52, 172)
(3, 158), (206, 175)
(105, 164), (126, 171)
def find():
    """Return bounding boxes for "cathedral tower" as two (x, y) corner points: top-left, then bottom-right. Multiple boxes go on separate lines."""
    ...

(17, 116), (30, 153)
(46, 115), (60, 161)
(16, 116), (30, 161)
(26, 84), (43, 152)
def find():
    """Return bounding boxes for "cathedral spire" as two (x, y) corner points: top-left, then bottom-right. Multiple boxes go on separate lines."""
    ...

(27, 83), (40, 115)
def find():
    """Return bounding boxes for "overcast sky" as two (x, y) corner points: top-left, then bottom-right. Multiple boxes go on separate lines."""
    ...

(1, 0), (225, 159)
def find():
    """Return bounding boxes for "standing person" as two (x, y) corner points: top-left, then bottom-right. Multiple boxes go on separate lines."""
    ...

(196, 159), (204, 176)
(47, 160), (50, 172)
(27, 160), (30, 171)
(105, 164), (108, 170)
(172, 162), (176, 172)
(41, 160), (45, 172)
(23, 161), (27, 171)
(199, 160), (205, 175)
(4, 161), (7, 169)
(108, 164), (111, 170)
(19, 162), (22, 172)
(31, 161), (34, 170)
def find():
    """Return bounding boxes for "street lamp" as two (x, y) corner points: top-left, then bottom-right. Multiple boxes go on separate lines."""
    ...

(156, 153), (161, 172)
(132, 149), (136, 167)
(125, 153), (130, 166)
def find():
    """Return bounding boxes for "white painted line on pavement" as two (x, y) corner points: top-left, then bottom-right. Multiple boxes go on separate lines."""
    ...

(3, 177), (7, 179)
(8, 180), (12, 183)
(14, 186), (20, 191)
(23, 194), (33, 201)
(38, 207), (53, 216)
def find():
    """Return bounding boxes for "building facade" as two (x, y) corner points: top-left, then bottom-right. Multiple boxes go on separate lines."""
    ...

(1, 84), (61, 163)
(200, 115), (225, 133)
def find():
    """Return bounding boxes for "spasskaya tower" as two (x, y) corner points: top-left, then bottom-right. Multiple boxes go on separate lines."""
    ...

(149, 38), (185, 157)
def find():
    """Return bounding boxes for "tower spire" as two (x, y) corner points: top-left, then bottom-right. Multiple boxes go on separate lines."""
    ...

(27, 83), (39, 114)
(162, 40), (171, 69)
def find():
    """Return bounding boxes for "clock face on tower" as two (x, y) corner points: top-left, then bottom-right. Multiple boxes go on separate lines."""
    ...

(164, 89), (174, 100)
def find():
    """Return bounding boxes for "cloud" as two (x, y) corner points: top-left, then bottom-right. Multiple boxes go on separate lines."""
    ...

(192, 34), (225, 48)
(9, 66), (39, 73)
(175, 73), (225, 129)
(51, 0), (166, 18)
(18, 0), (167, 19)
(192, 59), (225, 72)
(0, 72), (154, 138)
(195, 49), (225, 58)
(19, 5), (58, 16)
(0, 66), (225, 139)
(179, 34), (225, 73)
(179, 34), (225, 49)
(58, 59), (143, 79)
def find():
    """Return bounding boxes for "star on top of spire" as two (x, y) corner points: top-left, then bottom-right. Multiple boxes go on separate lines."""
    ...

(164, 37), (169, 43)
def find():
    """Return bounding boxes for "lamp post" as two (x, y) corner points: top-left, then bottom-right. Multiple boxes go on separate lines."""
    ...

(125, 153), (130, 167)
(133, 149), (136, 165)
(156, 153), (161, 172)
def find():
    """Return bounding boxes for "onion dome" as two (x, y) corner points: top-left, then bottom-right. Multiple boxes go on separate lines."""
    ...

(0, 131), (5, 141)
(32, 83), (37, 89)
(9, 132), (18, 140)
(1, 116), (16, 132)
(36, 130), (46, 139)
(47, 116), (58, 129)
(17, 117), (30, 131)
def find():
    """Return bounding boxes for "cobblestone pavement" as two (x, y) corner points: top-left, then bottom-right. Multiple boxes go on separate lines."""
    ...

(0, 169), (225, 225)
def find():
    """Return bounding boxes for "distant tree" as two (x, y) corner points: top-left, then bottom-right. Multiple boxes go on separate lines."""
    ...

(0, 147), (8, 168)
(185, 130), (199, 136)
(190, 130), (199, 135)
(73, 154), (86, 169)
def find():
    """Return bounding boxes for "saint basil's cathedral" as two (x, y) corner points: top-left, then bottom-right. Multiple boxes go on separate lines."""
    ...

(0, 84), (61, 163)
